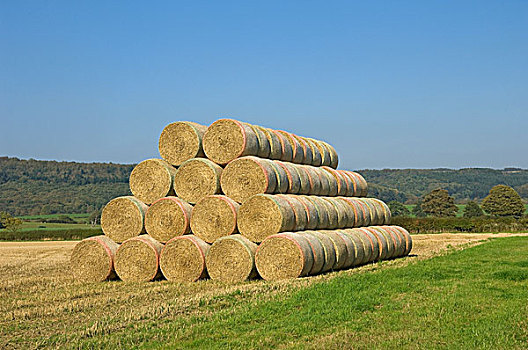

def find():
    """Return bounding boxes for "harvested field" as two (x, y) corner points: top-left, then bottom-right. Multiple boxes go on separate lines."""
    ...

(1, 233), (526, 348)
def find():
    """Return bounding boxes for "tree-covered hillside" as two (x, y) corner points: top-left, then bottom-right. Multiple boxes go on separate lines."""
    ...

(360, 168), (528, 204)
(1, 157), (527, 215)
(0, 157), (133, 215)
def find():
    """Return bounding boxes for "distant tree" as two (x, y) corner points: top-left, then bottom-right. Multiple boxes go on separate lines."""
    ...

(89, 208), (102, 226)
(412, 200), (427, 217)
(463, 201), (484, 218)
(0, 212), (22, 233)
(482, 185), (525, 217)
(388, 201), (410, 217)
(422, 189), (458, 217)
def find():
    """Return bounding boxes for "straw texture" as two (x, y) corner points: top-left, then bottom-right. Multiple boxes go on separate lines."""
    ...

(158, 121), (207, 166)
(173, 158), (223, 203)
(101, 196), (148, 243)
(70, 235), (119, 282)
(114, 235), (163, 282)
(129, 158), (177, 204)
(206, 235), (258, 282)
(160, 235), (210, 282)
(144, 197), (193, 243)
(191, 195), (240, 243)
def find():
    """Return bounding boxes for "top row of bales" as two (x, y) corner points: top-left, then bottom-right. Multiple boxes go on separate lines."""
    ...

(158, 119), (339, 168)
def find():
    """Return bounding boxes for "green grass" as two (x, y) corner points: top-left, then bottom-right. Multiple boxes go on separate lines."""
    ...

(17, 213), (91, 220)
(43, 236), (528, 349)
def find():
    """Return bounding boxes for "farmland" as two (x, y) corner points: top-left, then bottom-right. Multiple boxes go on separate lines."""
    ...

(1, 234), (527, 349)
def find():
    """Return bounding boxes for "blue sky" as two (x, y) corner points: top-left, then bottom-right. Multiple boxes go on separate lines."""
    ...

(1, 1), (527, 170)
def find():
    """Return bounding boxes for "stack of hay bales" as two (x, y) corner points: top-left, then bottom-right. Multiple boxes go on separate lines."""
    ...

(71, 118), (412, 283)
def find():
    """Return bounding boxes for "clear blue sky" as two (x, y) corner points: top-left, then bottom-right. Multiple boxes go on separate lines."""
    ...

(1, 1), (527, 170)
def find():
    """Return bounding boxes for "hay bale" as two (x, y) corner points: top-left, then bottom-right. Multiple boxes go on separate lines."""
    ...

(314, 168), (331, 196)
(354, 199), (371, 226)
(220, 156), (278, 203)
(302, 196), (329, 229)
(298, 232), (325, 275)
(304, 231), (336, 272)
(359, 199), (380, 226)
(320, 167), (338, 196)
(70, 235), (119, 282)
(238, 194), (295, 243)
(255, 232), (314, 280)
(364, 227), (389, 261)
(101, 196), (148, 243)
(144, 197), (193, 243)
(271, 129), (294, 162)
(371, 227), (396, 259)
(312, 196), (338, 229)
(173, 158), (222, 204)
(296, 195), (319, 230)
(276, 161), (301, 194)
(324, 231), (349, 270)
(371, 198), (392, 224)
(383, 226), (406, 258)
(333, 230), (356, 269)
(277, 195), (308, 231)
(292, 134), (313, 165)
(323, 167), (347, 196)
(324, 198), (350, 228)
(129, 159), (177, 204)
(160, 235), (210, 282)
(320, 141), (339, 169)
(337, 170), (356, 196)
(308, 138), (331, 167)
(256, 126), (282, 160)
(266, 160), (289, 194)
(158, 121), (207, 166)
(291, 163), (311, 194)
(300, 166), (322, 195)
(191, 195), (240, 243)
(114, 235), (163, 282)
(202, 119), (259, 165)
(277, 130), (304, 164)
(205, 235), (258, 283)
(248, 124), (271, 159)
(392, 226), (413, 256)
(303, 138), (323, 167)
(342, 229), (368, 266)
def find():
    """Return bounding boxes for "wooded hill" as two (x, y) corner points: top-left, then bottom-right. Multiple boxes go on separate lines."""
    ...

(1, 157), (527, 215)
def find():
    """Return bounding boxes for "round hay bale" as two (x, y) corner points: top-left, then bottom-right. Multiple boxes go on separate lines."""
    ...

(248, 124), (271, 159)
(158, 121), (207, 166)
(336, 170), (356, 196)
(144, 197), (193, 243)
(129, 159), (176, 204)
(323, 198), (349, 228)
(256, 126), (282, 160)
(320, 168), (338, 196)
(160, 235), (210, 282)
(302, 196), (329, 229)
(202, 119), (259, 165)
(360, 228), (381, 263)
(206, 235), (258, 283)
(354, 199), (371, 226)
(237, 194), (295, 243)
(300, 166), (322, 195)
(324, 231), (349, 270)
(364, 227), (389, 261)
(292, 134), (313, 165)
(338, 198), (359, 227)
(348, 171), (368, 196)
(266, 160), (289, 194)
(101, 196), (148, 243)
(370, 198), (391, 224)
(220, 156), (278, 203)
(371, 227), (396, 259)
(256, 233), (314, 280)
(277, 195), (308, 231)
(320, 141), (338, 169)
(342, 229), (368, 265)
(392, 226), (413, 256)
(290, 164), (311, 194)
(382, 226), (406, 258)
(277, 131), (304, 164)
(304, 231), (336, 272)
(323, 167), (348, 196)
(313, 168), (331, 196)
(298, 232), (325, 275)
(303, 138), (323, 167)
(308, 138), (332, 167)
(191, 195), (239, 243)
(173, 158), (222, 204)
(276, 161), (301, 194)
(271, 130), (293, 162)
(312, 196), (338, 229)
(70, 235), (119, 282)
(333, 230), (356, 269)
(114, 235), (163, 282)
(296, 195), (319, 230)
(359, 199), (381, 226)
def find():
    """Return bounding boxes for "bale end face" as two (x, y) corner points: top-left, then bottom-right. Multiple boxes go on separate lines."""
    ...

(160, 235), (210, 282)
(206, 235), (257, 283)
(158, 121), (206, 166)
(144, 197), (192, 243)
(203, 119), (249, 165)
(70, 236), (118, 283)
(191, 195), (239, 243)
(114, 235), (163, 282)
(101, 196), (147, 243)
(129, 159), (176, 204)
(174, 158), (222, 204)
(238, 194), (289, 243)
